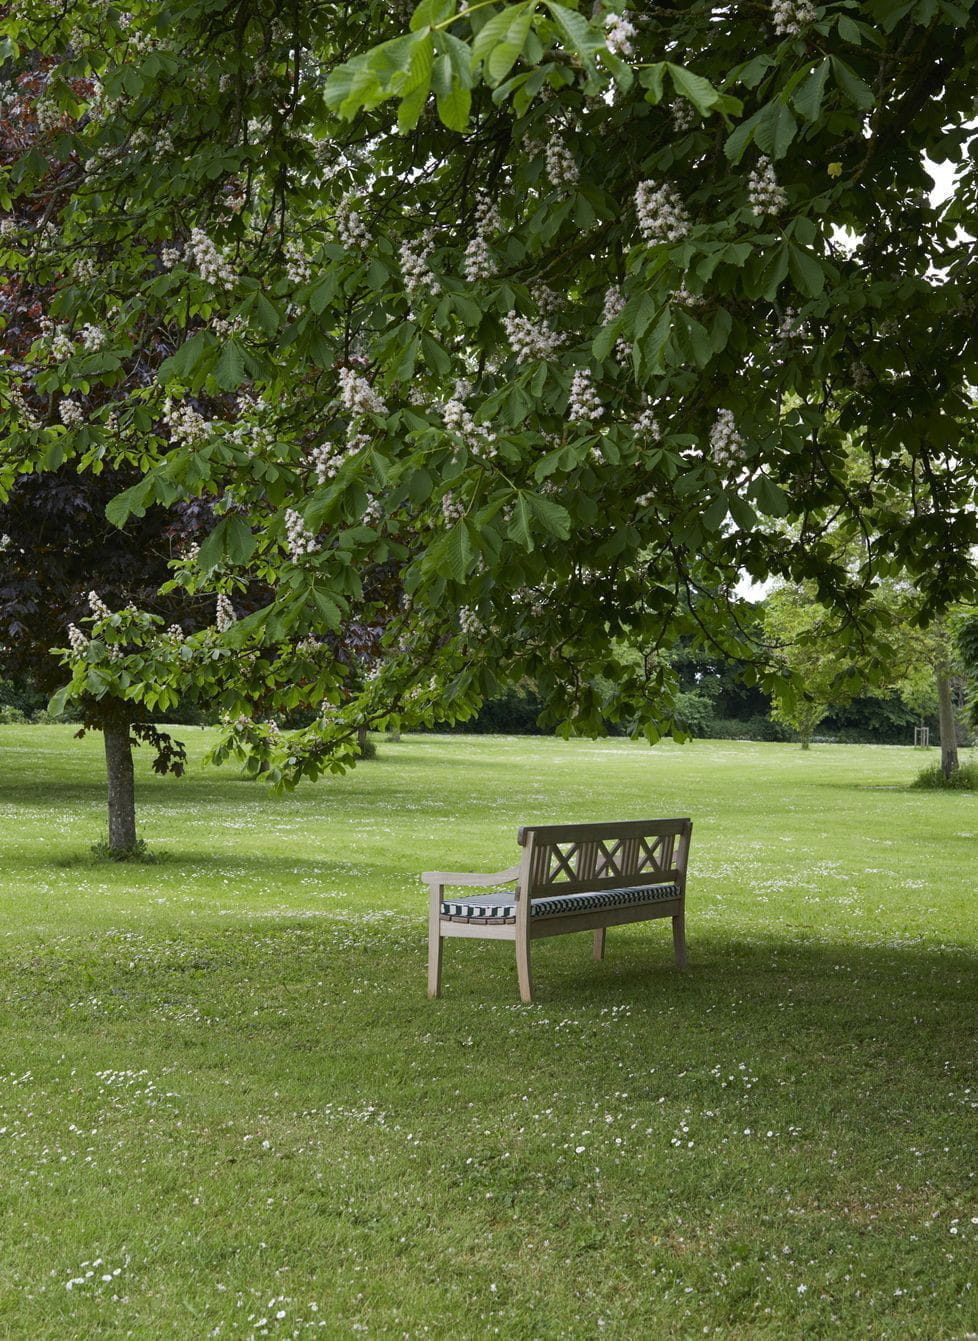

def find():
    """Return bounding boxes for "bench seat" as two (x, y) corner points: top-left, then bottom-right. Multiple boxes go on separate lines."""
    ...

(425, 818), (692, 1001)
(442, 882), (681, 924)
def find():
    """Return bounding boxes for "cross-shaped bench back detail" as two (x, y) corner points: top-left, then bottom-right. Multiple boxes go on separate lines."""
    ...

(517, 818), (691, 899)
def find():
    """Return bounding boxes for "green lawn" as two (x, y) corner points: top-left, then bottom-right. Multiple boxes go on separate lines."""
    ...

(2, 726), (977, 1339)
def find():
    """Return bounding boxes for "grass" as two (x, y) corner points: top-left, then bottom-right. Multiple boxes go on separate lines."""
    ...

(2, 725), (977, 1339)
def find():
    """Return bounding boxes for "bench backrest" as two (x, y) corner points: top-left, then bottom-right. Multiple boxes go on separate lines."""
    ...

(516, 818), (692, 900)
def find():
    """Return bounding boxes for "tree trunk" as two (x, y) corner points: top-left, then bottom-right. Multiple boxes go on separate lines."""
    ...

(103, 721), (137, 853)
(936, 669), (959, 779)
(356, 724), (369, 757)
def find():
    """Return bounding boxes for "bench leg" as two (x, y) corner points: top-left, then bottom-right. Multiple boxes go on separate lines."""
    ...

(593, 927), (606, 961)
(672, 911), (687, 969)
(427, 924), (444, 999)
(516, 936), (533, 1004)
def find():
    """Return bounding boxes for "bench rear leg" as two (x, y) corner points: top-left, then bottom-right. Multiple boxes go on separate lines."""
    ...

(672, 911), (687, 969)
(593, 927), (606, 961)
(516, 936), (533, 1003)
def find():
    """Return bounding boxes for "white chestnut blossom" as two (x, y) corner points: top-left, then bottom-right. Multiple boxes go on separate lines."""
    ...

(670, 99), (697, 133)
(671, 286), (704, 308)
(188, 228), (235, 287)
(284, 240), (311, 286)
(336, 195), (369, 250)
(442, 391), (496, 456)
(458, 608), (485, 638)
(441, 492), (466, 524)
(400, 231), (439, 300)
(339, 368), (388, 417)
(709, 409), (743, 467)
(545, 134), (578, 188)
(747, 157), (788, 215)
(632, 406), (661, 441)
(284, 508), (319, 559)
(9, 388), (40, 430)
(778, 307), (803, 339)
(163, 398), (209, 445)
(88, 591), (112, 619)
(532, 284), (561, 317)
(312, 430), (369, 484)
(502, 311), (563, 362)
(215, 594), (236, 631)
(80, 323), (107, 351)
(40, 319), (74, 361)
(634, 180), (690, 244)
(772, 0), (817, 35)
(72, 255), (97, 282)
(166, 623), (185, 640)
(463, 190), (499, 283)
(161, 245), (181, 269)
(311, 441), (345, 483)
(226, 419), (275, 457)
(68, 624), (89, 653)
(211, 314), (246, 340)
(59, 398), (84, 427)
(568, 369), (604, 422)
(602, 286), (626, 324)
(604, 10), (637, 58)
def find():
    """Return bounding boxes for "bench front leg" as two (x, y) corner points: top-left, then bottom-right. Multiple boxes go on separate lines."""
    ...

(515, 926), (533, 1004)
(593, 927), (606, 961)
(427, 882), (445, 998)
(672, 907), (687, 969)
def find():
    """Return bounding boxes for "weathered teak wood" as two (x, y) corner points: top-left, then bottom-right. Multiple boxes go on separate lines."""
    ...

(424, 818), (692, 1003)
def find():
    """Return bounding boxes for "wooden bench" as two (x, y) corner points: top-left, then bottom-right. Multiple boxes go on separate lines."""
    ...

(424, 817), (692, 1003)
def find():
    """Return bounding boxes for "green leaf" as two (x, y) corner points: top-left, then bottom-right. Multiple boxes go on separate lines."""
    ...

(197, 516), (255, 572)
(752, 475), (790, 517)
(754, 100), (797, 159)
(792, 58), (830, 122)
(436, 77), (471, 129)
(543, 1), (603, 68)
(444, 522), (474, 581)
(420, 332), (452, 376)
(487, 6), (535, 84)
(105, 479), (151, 527)
(433, 31), (474, 127)
(398, 75), (431, 130)
(788, 243), (825, 297)
(214, 340), (246, 390)
(254, 292), (280, 336)
(411, 0), (453, 30)
(472, 4), (532, 72)
(509, 494), (534, 550)
(727, 493), (757, 531)
(526, 491), (571, 539)
(47, 684), (71, 717)
(311, 586), (342, 628)
(666, 62), (741, 118)
(724, 106), (765, 163)
(639, 62), (666, 104)
(702, 496), (728, 531)
(224, 515), (257, 565)
(757, 242), (790, 301)
(830, 56), (874, 110)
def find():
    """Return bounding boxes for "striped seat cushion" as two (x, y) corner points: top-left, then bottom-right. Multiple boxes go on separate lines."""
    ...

(441, 884), (680, 922)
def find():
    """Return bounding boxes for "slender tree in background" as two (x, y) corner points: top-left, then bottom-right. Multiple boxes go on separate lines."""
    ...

(2, 1), (977, 785)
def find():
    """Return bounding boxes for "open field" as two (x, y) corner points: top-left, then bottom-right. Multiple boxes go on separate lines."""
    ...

(1, 726), (977, 1338)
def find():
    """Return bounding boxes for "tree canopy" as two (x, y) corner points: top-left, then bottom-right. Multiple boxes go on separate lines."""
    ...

(2, 0), (977, 782)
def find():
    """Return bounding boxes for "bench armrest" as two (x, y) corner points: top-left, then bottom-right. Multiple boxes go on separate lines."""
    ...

(423, 865), (521, 888)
